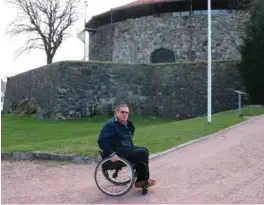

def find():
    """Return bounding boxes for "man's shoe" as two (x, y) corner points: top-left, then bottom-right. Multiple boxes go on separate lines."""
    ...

(135, 179), (156, 188)
(148, 179), (156, 187)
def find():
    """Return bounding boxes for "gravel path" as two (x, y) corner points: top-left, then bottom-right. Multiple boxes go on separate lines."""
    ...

(2, 115), (264, 204)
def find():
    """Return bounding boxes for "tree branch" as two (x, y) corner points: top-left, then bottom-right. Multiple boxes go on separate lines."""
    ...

(6, 0), (80, 64)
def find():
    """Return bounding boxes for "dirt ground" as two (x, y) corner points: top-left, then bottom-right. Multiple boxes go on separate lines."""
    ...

(2, 115), (264, 204)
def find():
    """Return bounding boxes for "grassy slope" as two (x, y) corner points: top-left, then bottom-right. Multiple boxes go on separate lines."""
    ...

(1, 106), (264, 156)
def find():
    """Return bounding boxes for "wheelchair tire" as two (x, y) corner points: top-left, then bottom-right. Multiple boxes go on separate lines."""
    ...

(94, 157), (136, 197)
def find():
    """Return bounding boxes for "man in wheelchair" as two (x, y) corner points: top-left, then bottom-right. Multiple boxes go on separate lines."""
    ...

(98, 103), (156, 188)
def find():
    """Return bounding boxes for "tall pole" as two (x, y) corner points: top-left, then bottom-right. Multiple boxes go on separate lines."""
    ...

(84, 0), (88, 60)
(207, 0), (212, 123)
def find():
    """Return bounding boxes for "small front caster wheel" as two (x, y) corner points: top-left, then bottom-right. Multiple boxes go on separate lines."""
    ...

(142, 188), (148, 195)
(113, 172), (118, 178)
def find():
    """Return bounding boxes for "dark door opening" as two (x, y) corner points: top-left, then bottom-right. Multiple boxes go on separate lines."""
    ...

(150, 48), (175, 63)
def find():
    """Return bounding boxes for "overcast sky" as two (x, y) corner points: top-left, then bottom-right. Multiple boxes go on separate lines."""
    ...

(0, 0), (134, 80)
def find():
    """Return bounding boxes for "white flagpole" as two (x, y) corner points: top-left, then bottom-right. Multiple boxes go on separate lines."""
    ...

(207, 0), (212, 123)
(84, 0), (88, 60)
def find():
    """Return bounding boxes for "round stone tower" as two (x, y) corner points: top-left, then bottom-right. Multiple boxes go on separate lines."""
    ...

(86, 0), (248, 64)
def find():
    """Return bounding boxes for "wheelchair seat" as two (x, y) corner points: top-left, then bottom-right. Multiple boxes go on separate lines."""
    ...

(99, 151), (127, 171)
(102, 160), (127, 170)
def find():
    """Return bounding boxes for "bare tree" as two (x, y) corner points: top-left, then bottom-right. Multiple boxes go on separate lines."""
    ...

(6, 0), (80, 64)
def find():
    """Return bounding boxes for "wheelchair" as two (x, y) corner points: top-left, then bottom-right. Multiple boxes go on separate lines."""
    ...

(94, 151), (149, 197)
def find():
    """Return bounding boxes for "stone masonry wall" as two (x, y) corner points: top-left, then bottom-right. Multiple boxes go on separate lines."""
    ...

(89, 24), (114, 62)
(89, 10), (248, 63)
(3, 61), (242, 120)
(3, 64), (64, 118)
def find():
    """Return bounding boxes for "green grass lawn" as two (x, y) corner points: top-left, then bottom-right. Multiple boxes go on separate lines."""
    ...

(1, 106), (264, 156)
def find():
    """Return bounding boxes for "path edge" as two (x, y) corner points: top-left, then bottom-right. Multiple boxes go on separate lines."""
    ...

(149, 114), (264, 160)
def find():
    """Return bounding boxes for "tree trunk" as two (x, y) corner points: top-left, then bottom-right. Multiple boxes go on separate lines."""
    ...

(47, 54), (53, 64)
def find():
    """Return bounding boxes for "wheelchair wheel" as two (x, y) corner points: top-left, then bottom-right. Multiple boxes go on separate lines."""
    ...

(94, 157), (136, 197)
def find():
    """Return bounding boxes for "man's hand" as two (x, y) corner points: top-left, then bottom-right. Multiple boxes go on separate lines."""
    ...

(110, 154), (119, 162)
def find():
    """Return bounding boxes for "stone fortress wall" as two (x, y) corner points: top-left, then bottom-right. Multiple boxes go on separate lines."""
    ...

(3, 61), (242, 120)
(89, 10), (248, 64)
(3, 2), (248, 120)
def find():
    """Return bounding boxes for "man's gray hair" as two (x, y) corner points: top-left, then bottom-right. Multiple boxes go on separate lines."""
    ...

(115, 104), (129, 111)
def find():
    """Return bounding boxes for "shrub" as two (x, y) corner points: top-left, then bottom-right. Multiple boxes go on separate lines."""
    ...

(237, 0), (264, 104)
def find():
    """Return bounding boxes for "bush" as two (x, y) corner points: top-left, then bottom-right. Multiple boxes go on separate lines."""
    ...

(237, 0), (264, 104)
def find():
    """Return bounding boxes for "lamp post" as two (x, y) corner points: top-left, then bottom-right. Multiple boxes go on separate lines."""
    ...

(207, 0), (212, 123)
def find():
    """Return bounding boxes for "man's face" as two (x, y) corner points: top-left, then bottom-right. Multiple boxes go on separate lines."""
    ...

(115, 106), (129, 123)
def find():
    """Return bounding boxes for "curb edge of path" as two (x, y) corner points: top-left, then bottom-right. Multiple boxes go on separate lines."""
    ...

(1, 152), (101, 164)
(149, 114), (264, 160)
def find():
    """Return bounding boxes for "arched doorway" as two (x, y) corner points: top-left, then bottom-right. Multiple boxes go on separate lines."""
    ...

(150, 48), (175, 63)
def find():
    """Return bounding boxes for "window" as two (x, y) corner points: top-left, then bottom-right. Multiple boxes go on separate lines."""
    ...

(193, 9), (232, 15)
(172, 10), (232, 17)
(150, 48), (175, 63)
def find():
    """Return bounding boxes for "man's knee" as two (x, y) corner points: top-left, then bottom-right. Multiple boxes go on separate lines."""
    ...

(142, 147), (149, 155)
(135, 146), (149, 155)
(135, 147), (149, 160)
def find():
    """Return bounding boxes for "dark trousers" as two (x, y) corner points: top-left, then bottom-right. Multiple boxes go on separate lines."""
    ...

(117, 146), (150, 182)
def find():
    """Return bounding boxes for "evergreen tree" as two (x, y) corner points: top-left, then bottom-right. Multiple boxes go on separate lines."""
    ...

(237, 0), (264, 104)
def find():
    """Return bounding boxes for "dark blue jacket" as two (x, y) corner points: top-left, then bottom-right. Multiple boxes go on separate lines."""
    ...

(98, 116), (135, 157)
